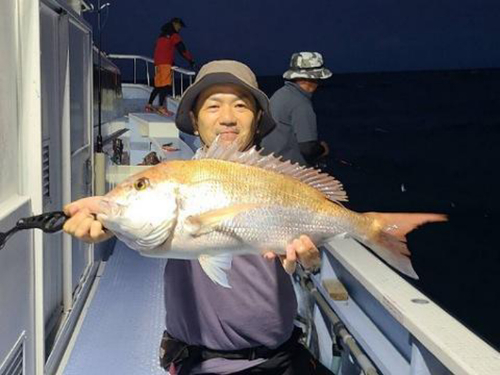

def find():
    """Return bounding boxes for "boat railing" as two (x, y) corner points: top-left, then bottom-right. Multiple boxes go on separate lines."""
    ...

(107, 54), (195, 98)
(107, 54), (154, 86)
(171, 66), (196, 99)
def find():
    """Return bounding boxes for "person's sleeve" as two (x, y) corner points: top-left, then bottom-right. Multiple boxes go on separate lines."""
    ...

(290, 103), (318, 143)
(173, 34), (194, 63)
(298, 141), (326, 165)
(290, 103), (327, 164)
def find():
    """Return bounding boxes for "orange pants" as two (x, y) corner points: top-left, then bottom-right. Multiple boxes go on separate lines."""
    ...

(154, 64), (172, 87)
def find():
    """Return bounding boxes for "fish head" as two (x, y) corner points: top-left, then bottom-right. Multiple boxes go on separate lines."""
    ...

(97, 167), (179, 254)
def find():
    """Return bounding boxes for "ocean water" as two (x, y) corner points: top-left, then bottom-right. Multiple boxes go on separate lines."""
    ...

(259, 70), (500, 350)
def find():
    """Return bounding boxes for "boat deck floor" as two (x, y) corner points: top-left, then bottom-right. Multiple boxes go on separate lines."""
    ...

(62, 241), (167, 375)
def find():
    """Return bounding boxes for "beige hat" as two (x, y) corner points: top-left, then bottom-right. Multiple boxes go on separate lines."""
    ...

(175, 60), (276, 136)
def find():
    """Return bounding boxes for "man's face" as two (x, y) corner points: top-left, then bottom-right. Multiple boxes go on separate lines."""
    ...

(190, 84), (260, 151)
(308, 79), (319, 92)
(295, 78), (319, 93)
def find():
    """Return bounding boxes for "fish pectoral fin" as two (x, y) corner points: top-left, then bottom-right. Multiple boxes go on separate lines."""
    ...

(185, 203), (262, 236)
(198, 253), (233, 288)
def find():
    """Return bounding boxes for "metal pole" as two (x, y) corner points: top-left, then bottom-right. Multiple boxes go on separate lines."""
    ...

(172, 69), (176, 98)
(298, 269), (380, 375)
(96, 0), (103, 152)
(180, 72), (184, 96)
(133, 58), (137, 84)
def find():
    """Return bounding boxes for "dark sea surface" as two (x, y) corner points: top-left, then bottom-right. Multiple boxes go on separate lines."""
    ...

(259, 70), (500, 351)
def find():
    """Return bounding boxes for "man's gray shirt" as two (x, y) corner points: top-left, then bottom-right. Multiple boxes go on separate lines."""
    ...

(163, 149), (298, 374)
(261, 81), (318, 165)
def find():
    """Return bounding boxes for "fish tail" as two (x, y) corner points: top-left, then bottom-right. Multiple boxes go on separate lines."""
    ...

(360, 212), (447, 279)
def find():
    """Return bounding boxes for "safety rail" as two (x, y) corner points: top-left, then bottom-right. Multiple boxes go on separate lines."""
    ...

(107, 54), (154, 86)
(107, 54), (195, 98)
(171, 66), (196, 99)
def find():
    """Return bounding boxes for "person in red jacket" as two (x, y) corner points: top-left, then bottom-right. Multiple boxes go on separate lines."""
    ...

(146, 17), (195, 115)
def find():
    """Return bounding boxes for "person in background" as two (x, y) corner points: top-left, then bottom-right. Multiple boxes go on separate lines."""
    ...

(63, 60), (333, 375)
(261, 52), (331, 166)
(146, 17), (195, 115)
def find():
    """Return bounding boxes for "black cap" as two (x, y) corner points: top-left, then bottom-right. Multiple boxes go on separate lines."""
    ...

(170, 17), (186, 27)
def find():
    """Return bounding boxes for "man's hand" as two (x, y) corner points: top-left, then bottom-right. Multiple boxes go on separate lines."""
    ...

(320, 141), (329, 158)
(264, 235), (321, 275)
(63, 197), (114, 244)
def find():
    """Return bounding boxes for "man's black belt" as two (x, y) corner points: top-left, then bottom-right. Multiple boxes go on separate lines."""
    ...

(160, 326), (302, 374)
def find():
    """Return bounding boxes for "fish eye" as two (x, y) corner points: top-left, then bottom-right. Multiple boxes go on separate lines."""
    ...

(133, 177), (150, 191)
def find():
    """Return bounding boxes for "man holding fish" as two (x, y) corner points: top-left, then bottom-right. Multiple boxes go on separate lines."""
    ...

(64, 60), (445, 374)
(64, 60), (336, 374)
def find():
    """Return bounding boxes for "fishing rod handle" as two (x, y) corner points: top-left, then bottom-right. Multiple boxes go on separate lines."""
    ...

(16, 211), (69, 233)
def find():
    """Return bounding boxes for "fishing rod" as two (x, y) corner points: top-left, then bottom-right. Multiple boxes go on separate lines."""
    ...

(0, 212), (69, 250)
(295, 265), (379, 375)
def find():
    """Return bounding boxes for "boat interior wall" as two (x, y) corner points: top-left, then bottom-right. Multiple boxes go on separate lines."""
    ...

(0, 199), (34, 375)
(0, 0), (38, 372)
(40, 1), (96, 348)
(0, 6), (20, 203)
(318, 238), (499, 374)
(40, 4), (66, 355)
(1, 1), (100, 373)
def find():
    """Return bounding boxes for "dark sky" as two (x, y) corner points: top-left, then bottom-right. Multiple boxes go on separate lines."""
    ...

(86, 0), (500, 76)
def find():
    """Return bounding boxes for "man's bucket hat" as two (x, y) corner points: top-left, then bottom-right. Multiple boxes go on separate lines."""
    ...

(283, 52), (332, 80)
(176, 60), (276, 137)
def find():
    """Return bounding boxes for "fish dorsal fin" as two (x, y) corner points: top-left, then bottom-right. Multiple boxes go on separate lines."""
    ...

(201, 137), (348, 203)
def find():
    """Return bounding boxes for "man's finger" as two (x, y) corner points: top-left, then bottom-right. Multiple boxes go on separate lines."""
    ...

(64, 196), (106, 216)
(282, 244), (297, 275)
(296, 235), (321, 270)
(299, 235), (314, 249)
(74, 216), (95, 239)
(63, 204), (79, 217)
(263, 252), (277, 260)
(89, 220), (106, 240)
(63, 210), (90, 234)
